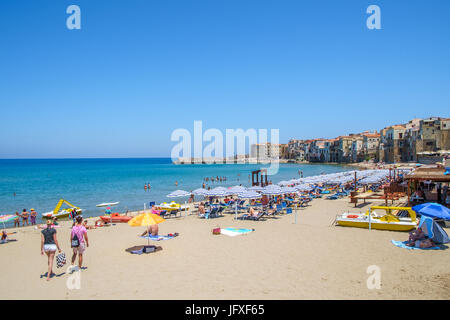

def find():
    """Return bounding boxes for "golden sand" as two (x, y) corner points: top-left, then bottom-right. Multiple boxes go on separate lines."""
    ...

(1, 198), (449, 299)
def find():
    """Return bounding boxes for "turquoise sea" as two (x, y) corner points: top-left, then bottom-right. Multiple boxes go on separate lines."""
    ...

(0, 158), (353, 227)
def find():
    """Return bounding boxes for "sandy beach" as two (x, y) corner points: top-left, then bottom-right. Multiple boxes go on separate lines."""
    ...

(1, 197), (449, 300)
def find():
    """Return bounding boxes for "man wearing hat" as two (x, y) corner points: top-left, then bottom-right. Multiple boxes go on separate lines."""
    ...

(30, 208), (37, 226)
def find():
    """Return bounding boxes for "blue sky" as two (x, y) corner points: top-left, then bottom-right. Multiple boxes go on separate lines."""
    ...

(0, 0), (449, 158)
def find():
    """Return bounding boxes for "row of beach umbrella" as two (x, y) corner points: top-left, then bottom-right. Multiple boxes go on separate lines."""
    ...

(166, 169), (392, 200)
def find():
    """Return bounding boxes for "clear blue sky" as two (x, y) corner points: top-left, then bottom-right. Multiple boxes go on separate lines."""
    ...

(0, 0), (449, 158)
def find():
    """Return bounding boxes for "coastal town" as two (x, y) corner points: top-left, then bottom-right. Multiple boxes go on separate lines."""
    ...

(177, 117), (450, 165)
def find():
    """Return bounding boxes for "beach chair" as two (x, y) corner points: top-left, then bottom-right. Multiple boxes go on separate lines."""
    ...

(286, 208), (293, 214)
(159, 210), (168, 218)
(200, 207), (218, 219)
(276, 204), (284, 214)
(170, 209), (180, 218)
(248, 212), (266, 221)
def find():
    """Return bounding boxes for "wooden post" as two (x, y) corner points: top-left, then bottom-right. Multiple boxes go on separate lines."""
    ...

(407, 180), (411, 206)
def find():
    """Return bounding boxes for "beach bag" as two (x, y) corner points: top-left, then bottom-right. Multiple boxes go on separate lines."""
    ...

(56, 252), (66, 268)
(71, 233), (80, 248)
(212, 228), (221, 235)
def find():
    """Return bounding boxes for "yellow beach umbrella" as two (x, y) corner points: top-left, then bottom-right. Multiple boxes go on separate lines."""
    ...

(128, 212), (165, 227)
(128, 213), (165, 246)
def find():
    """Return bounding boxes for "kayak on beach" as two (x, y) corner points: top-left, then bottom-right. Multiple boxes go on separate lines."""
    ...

(100, 213), (131, 223)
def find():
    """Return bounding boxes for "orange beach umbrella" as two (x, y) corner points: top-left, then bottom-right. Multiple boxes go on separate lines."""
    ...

(128, 213), (165, 227)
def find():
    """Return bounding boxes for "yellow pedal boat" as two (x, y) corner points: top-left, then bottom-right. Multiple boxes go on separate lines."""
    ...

(335, 206), (418, 232)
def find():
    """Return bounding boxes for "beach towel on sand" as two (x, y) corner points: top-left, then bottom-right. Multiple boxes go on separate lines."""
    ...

(391, 240), (445, 250)
(220, 228), (254, 237)
(140, 233), (178, 241)
(125, 245), (162, 255)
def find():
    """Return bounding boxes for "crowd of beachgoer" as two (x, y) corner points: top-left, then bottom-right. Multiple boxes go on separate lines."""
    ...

(13, 209), (38, 227)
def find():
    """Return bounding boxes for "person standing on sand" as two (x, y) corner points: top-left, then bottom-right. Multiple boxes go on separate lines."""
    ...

(21, 209), (29, 227)
(14, 212), (20, 228)
(30, 208), (37, 225)
(70, 216), (89, 271)
(41, 219), (62, 281)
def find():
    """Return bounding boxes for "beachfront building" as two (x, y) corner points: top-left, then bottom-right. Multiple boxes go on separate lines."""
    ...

(250, 143), (285, 161)
(362, 132), (380, 161)
(336, 136), (354, 163)
(350, 136), (364, 163)
(380, 124), (407, 163)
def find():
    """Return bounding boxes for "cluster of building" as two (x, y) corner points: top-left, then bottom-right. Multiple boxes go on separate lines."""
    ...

(250, 117), (450, 164)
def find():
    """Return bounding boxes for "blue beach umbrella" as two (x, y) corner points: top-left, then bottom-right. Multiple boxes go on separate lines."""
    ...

(412, 203), (450, 220)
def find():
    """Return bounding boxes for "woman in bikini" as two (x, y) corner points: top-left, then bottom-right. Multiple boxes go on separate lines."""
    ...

(21, 209), (29, 226)
(14, 212), (20, 228)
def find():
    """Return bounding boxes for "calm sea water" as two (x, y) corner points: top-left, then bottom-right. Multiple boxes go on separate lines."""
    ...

(0, 158), (353, 227)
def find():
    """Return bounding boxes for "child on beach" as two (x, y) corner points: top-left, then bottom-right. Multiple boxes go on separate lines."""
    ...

(1, 231), (7, 243)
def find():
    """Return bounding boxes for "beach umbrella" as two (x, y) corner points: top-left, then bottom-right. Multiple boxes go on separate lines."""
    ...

(167, 190), (191, 198)
(128, 213), (166, 246)
(192, 188), (208, 196)
(237, 190), (262, 199)
(412, 203), (450, 220)
(248, 185), (264, 192)
(205, 187), (230, 197)
(261, 185), (283, 195)
(0, 214), (15, 229)
(228, 185), (247, 194)
(281, 187), (297, 194)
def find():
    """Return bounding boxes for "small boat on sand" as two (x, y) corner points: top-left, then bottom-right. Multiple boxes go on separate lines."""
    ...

(335, 206), (418, 231)
(100, 213), (131, 223)
(42, 199), (83, 219)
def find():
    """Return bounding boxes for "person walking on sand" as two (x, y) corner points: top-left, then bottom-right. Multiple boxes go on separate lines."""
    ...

(21, 209), (29, 227)
(70, 216), (89, 271)
(41, 219), (62, 281)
